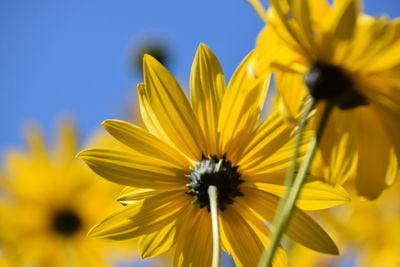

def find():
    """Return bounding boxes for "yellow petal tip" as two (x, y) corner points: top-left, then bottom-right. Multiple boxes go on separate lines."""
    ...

(75, 149), (91, 160)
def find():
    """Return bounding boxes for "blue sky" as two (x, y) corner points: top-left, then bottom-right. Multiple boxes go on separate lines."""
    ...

(0, 0), (399, 152)
(0, 0), (262, 152)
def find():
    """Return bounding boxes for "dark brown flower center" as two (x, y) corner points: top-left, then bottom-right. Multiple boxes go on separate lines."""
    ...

(52, 209), (82, 236)
(305, 62), (368, 109)
(186, 154), (244, 211)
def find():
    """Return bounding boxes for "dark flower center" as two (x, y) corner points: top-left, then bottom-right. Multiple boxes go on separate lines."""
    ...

(52, 209), (82, 236)
(186, 154), (244, 211)
(305, 62), (368, 109)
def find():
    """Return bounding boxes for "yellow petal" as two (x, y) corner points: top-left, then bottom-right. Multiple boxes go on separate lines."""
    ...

(190, 44), (226, 155)
(88, 202), (142, 240)
(241, 130), (311, 179)
(268, 0), (313, 58)
(385, 149), (399, 186)
(218, 51), (270, 159)
(24, 124), (48, 163)
(323, 0), (360, 41)
(241, 187), (338, 254)
(275, 72), (308, 124)
(220, 203), (287, 267)
(77, 149), (186, 188)
(220, 206), (263, 267)
(140, 55), (206, 161)
(138, 219), (177, 259)
(371, 92), (400, 162)
(248, 181), (350, 210)
(359, 23), (400, 72)
(174, 205), (212, 267)
(102, 119), (191, 169)
(253, 26), (303, 78)
(220, 201), (289, 267)
(289, 0), (316, 51)
(343, 16), (395, 71)
(55, 119), (77, 164)
(89, 190), (189, 240)
(247, 0), (268, 22)
(314, 107), (358, 186)
(355, 107), (392, 199)
(117, 186), (158, 204)
(237, 112), (293, 170)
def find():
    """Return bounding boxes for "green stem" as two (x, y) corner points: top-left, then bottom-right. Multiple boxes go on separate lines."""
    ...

(284, 96), (315, 188)
(257, 98), (315, 267)
(258, 102), (333, 267)
(208, 185), (220, 267)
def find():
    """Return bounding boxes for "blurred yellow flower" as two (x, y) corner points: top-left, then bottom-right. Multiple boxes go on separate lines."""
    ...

(0, 121), (131, 267)
(250, 0), (400, 199)
(288, 180), (400, 267)
(79, 43), (349, 267)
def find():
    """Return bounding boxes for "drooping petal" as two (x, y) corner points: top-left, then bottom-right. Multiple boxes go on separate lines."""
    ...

(371, 92), (400, 165)
(102, 119), (191, 169)
(77, 149), (187, 189)
(218, 51), (270, 159)
(174, 205), (212, 267)
(190, 44), (226, 155)
(355, 107), (393, 199)
(240, 187), (338, 255)
(314, 107), (358, 186)
(247, 181), (350, 210)
(140, 55), (206, 161)
(220, 203), (287, 267)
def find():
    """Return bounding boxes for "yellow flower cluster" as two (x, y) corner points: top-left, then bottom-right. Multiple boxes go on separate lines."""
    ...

(0, 122), (134, 267)
(1, 0), (399, 267)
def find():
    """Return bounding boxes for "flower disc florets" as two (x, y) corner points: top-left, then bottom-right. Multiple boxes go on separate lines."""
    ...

(186, 154), (244, 211)
(305, 62), (368, 109)
(52, 209), (82, 236)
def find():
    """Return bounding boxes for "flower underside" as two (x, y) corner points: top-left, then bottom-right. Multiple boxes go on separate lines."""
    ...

(186, 154), (244, 211)
(52, 209), (82, 236)
(305, 62), (368, 109)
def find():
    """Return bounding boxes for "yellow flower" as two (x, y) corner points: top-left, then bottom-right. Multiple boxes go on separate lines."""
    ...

(288, 180), (400, 267)
(79, 44), (349, 267)
(250, 0), (400, 199)
(0, 121), (130, 267)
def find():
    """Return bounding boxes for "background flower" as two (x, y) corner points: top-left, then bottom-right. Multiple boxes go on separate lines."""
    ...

(0, 121), (134, 267)
(251, 0), (400, 199)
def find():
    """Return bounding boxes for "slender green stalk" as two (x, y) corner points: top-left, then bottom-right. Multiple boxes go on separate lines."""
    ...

(208, 185), (220, 267)
(257, 98), (315, 267)
(258, 102), (333, 267)
(284, 96), (315, 188)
